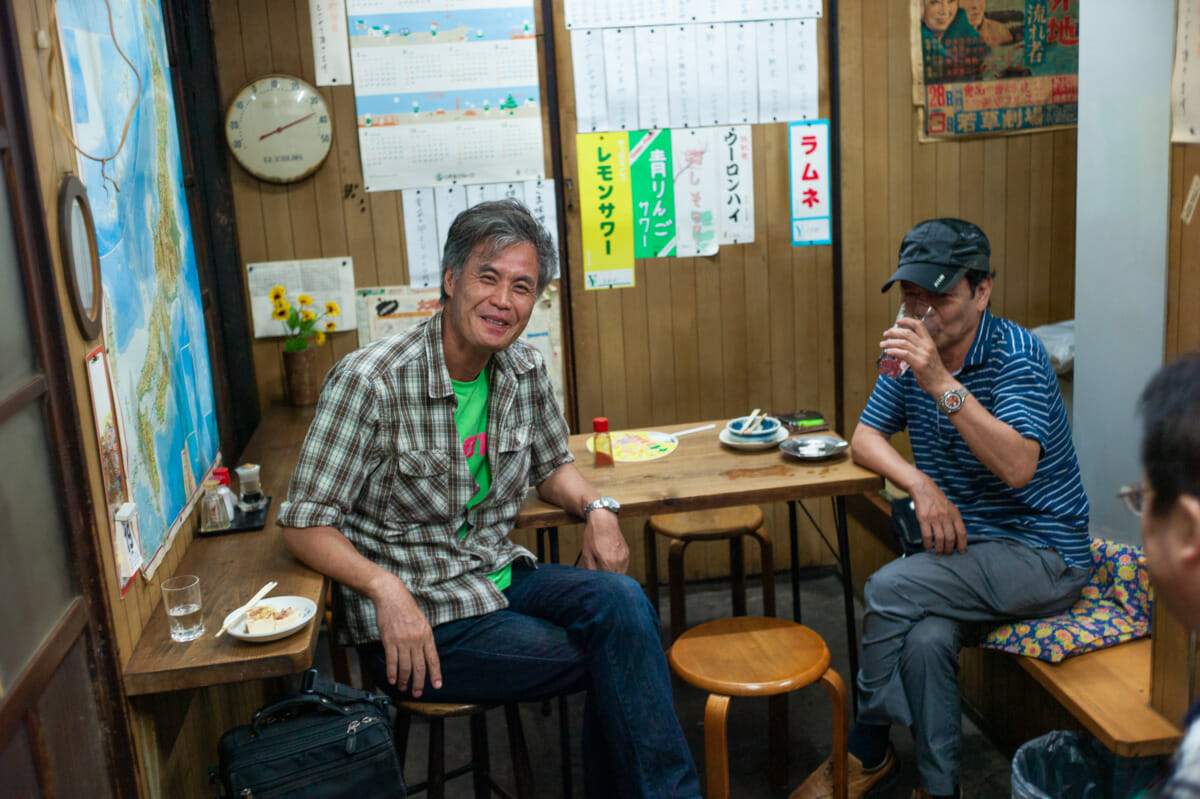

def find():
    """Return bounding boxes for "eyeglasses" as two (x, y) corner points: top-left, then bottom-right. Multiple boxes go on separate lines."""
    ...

(1117, 483), (1145, 517)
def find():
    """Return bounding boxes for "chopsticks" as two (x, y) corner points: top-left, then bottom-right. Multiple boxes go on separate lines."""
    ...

(742, 408), (766, 435)
(215, 580), (277, 638)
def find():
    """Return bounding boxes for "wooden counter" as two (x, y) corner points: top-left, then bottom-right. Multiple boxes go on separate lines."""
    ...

(123, 406), (326, 696)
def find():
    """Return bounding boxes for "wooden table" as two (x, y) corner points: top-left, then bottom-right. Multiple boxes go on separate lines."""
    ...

(516, 419), (883, 706)
(123, 406), (326, 696)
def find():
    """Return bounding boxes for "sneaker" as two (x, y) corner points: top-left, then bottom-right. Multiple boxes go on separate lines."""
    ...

(789, 746), (896, 799)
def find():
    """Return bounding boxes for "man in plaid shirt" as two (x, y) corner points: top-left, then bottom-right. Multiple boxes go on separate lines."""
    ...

(279, 200), (699, 798)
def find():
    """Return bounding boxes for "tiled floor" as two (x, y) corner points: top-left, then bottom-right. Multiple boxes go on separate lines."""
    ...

(316, 569), (1016, 798)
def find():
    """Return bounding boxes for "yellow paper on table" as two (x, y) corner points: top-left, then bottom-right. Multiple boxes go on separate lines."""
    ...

(577, 132), (635, 289)
(585, 430), (678, 462)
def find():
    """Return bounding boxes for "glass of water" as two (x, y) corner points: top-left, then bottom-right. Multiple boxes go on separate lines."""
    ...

(877, 298), (940, 378)
(162, 574), (205, 642)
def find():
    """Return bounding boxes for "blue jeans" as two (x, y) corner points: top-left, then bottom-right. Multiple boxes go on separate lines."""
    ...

(359, 563), (700, 799)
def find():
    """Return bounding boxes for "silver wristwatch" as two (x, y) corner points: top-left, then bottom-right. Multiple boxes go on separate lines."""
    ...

(937, 386), (969, 415)
(583, 496), (621, 519)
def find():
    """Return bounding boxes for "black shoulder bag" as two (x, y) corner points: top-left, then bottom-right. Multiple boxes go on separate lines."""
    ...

(212, 668), (405, 798)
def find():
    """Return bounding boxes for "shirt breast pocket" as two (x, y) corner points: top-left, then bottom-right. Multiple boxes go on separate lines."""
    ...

(389, 449), (451, 524)
(490, 426), (533, 502)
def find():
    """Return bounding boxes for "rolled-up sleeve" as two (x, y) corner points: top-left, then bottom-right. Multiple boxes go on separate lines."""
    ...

(526, 359), (573, 486)
(859, 374), (908, 436)
(278, 366), (381, 530)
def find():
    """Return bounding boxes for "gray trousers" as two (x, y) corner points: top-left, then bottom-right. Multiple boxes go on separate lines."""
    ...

(856, 539), (1090, 794)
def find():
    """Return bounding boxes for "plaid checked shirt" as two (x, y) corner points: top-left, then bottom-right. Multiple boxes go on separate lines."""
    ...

(277, 314), (573, 643)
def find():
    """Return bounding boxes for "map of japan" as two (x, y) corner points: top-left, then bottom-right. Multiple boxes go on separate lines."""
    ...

(60, 0), (220, 573)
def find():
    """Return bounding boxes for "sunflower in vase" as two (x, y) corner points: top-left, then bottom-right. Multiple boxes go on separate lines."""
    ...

(270, 285), (340, 351)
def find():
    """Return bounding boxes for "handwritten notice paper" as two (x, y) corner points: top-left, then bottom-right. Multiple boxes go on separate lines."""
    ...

(789, 119), (831, 246)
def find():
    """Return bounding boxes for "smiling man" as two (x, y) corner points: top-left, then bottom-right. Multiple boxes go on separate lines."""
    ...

(792, 219), (1091, 799)
(279, 200), (699, 798)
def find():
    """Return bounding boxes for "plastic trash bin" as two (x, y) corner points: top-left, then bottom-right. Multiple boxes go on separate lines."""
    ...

(1011, 730), (1161, 798)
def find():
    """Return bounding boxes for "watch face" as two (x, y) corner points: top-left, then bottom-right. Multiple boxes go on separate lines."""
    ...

(225, 75), (332, 183)
(943, 391), (964, 411)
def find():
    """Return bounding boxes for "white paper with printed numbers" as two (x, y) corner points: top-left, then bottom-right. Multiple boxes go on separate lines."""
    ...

(402, 189), (441, 287)
(634, 26), (670, 131)
(665, 24), (700, 129)
(310, 0), (352, 85)
(571, 29), (609, 133)
(725, 22), (758, 125)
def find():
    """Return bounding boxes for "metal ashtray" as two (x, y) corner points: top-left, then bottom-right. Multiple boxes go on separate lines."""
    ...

(779, 434), (849, 461)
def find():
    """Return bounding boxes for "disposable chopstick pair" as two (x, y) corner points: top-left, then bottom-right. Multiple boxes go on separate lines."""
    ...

(674, 423), (716, 437)
(742, 408), (767, 435)
(215, 580), (278, 638)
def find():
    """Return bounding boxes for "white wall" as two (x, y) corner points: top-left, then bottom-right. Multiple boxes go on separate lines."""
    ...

(1073, 2), (1174, 543)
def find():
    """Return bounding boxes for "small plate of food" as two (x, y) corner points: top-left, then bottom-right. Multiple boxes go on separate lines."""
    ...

(223, 596), (318, 643)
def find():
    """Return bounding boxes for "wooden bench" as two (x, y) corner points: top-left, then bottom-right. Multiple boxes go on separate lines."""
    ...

(847, 490), (1183, 758)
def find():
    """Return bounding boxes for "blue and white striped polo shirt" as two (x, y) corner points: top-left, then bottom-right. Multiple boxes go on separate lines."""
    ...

(859, 309), (1091, 567)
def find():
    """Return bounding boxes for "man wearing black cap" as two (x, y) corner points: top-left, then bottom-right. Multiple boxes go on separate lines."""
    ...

(792, 219), (1091, 799)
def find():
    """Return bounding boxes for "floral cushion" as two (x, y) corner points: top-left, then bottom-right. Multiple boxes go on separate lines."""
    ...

(979, 539), (1152, 662)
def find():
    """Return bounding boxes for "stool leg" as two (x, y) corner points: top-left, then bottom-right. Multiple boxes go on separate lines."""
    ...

(393, 711), (412, 767)
(667, 539), (689, 641)
(703, 694), (732, 799)
(730, 536), (747, 617)
(768, 694), (788, 789)
(469, 712), (491, 799)
(820, 669), (849, 799)
(643, 521), (660, 614)
(504, 702), (536, 799)
(428, 717), (446, 799)
(755, 527), (776, 618)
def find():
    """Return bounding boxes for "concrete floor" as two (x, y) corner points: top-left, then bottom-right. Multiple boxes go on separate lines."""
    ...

(316, 569), (1016, 798)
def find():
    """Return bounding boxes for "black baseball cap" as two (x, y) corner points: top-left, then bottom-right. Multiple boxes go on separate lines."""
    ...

(881, 218), (992, 293)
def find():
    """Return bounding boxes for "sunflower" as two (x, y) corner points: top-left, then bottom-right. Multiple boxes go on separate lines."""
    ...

(297, 294), (313, 306)
(314, 331), (326, 346)
(324, 301), (341, 316)
(269, 285), (286, 302)
(325, 320), (338, 332)
(272, 305), (289, 320)
(301, 309), (316, 323)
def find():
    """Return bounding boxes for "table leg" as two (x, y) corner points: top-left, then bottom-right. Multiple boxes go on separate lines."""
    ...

(788, 500), (801, 622)
(833, 497), (859, 713)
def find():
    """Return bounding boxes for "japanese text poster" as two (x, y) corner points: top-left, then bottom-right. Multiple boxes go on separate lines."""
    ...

(630, 129), (677, 258)
(671, 128), (720, 257)
(789, 119), (831, 246)
(718, 125), (754, 245)
(913, 0), (1079, 139)
(577, 132), (635, 288)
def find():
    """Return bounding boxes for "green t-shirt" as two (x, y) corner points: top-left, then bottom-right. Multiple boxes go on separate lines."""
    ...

(452, 368), (511, 590)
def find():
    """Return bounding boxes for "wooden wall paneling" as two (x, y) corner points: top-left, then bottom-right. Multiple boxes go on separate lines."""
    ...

(1170, 146), (1200, 358)
(1002, 136), (1031, 321)
(667, 256), (700, 424)
(1165, 143), (1186, 361)
(643, 258), (679, 424)
(620, 265), (653, 426)
(695, 256), (726, 424)
(1049, 129), (1077, 323)
(934, 141), (961, 216)
(1025, 141), (1053, 327)
(957, 139), (984, 227)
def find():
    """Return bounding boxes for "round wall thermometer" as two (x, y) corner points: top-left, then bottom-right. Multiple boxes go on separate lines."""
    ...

(224, 74), (332, 183)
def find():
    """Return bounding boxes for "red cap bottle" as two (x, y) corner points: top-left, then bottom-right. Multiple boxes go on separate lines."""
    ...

(592, 417), (613, 467)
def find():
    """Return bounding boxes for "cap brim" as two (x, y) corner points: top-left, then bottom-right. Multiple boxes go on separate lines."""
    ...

(880, 262), (968, 293)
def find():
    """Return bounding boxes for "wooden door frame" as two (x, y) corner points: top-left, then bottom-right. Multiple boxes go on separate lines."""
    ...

(0, 1), (137, 794)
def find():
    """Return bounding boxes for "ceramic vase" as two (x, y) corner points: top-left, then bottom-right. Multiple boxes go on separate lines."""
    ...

(283, 348), (319, 406)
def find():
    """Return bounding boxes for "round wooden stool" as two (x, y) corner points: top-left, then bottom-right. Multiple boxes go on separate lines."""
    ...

(395, 700), (533, 799)
(644, 505), (775, 641)
(668, 616), (847, 799)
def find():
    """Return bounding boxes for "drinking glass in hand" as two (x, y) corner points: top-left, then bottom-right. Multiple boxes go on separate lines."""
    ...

(162, 574), (205, 642)
(877, 299), (940, 378)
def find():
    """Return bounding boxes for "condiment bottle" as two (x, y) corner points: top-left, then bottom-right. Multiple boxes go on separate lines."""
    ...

(593, 417), (614, 467)
(200, 479), (234, 532)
